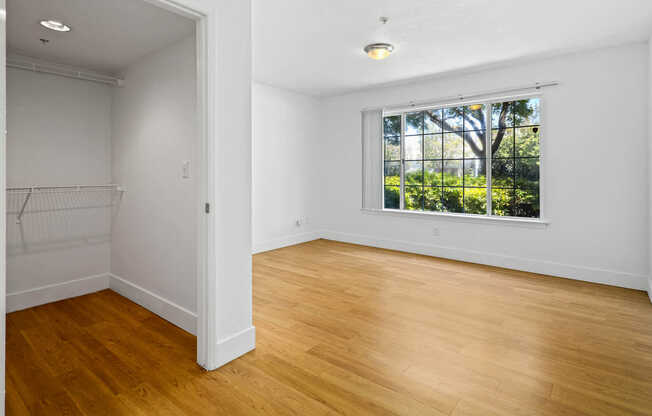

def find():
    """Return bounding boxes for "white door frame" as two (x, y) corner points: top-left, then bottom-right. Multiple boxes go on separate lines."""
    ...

(0, 1), (226, 396)
(0, 0), (6, 410)
(126, 0), (219, 369)
(1, 0), (258, 410)
(0, 0), (256, 408)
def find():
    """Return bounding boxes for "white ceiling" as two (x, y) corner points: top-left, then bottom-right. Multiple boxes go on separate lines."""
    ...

(253, 0), (652, 97)
(7, 0), (194, 75)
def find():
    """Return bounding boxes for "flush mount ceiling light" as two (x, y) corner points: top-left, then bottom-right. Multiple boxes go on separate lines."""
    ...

(364, 17), (394, 60)
(364, 43), (394, 60)
(40, 19), (71, 32)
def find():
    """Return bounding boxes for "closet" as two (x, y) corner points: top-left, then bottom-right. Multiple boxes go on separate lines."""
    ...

(5, 0), (199, 335)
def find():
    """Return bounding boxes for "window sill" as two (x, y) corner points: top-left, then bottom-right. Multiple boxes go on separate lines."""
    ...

(361, 208), (549, 228)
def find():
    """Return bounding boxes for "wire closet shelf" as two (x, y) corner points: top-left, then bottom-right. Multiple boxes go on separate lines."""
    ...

(6, 184), (124, 224)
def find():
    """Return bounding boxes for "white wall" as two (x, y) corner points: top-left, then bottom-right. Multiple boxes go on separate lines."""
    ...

(318, 43), (649, 290)
(6, 68), (112, 303)
(110, 35), (198, 320)
(252, 83), (321, 252)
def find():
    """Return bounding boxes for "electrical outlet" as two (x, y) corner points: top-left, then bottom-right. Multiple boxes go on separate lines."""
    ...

(432, 227), (440, 236)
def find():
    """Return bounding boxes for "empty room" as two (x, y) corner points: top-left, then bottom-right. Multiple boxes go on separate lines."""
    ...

(2, 0), (652, 415)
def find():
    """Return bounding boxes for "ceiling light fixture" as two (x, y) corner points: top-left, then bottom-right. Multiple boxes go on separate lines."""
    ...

(364, 17), (394, 60)
(40, 19), (71, 32)
(364, 43), (394, 60)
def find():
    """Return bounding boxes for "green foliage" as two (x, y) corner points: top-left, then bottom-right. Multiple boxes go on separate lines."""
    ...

(442, 187), (463, 213)
(464, 187), (487, 214)
(384, 115), (401, 136)
(404, 186), (422, 210)
(384, 185), (400, 209)
(384, 166), (539, 217)
(491, 188), (513, 216)
(491, 188), (540, 217)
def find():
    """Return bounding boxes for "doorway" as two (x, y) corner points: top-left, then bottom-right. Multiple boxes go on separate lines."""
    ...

(2, 0), (214, 410)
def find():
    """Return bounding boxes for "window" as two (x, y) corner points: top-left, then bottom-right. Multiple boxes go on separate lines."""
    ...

(383, 97), (540, 218)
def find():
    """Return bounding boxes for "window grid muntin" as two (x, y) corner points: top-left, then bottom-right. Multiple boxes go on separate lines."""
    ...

(400, 105), (487, 213)
(383, 96), (540, 218)
(489, 101), (541, 218)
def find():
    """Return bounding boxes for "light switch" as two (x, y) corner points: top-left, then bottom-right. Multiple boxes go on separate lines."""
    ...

(182, 160), (191, 179)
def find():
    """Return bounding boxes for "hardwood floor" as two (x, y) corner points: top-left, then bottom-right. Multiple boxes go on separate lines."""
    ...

(6, 239), (652, 415)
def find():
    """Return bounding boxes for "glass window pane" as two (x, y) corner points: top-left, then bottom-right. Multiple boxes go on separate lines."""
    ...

(384, 161), (400, 185)
(443, 107), (464, 132)
(442, 187), (463, 213)
(404, 161), (423, 185)
(463, 159), (486, 187)
(491, 159), (514, 187)
(384, 135), (400, 160)
(424, 187), (443, 212)
(424, 109), (443, 134)
(515, 158), (539, 189)
(515, 127), (540, 157)
(513, 97), (540, 126)
(463, 104), (486, 131)
(405, 186), (423, 211)
(443, 160), (463, 186)
(464, 187), (487, 214)
(464, 130), (486, 159)
(405, 135), (422, 160)
(492, 188), (514, 216)
(405, 111), (423, 135)
(443, 133), (463, 159)
(384, 186), (400, 209)
(514, 187), (540, 218)
(492, 128), (514, 158)
(424, 161), (443, 186)
(385, 99), (541, 218)
(384, 115), (401, 136)
(492, 102), (513, 129)
(424, 134), (442, 159)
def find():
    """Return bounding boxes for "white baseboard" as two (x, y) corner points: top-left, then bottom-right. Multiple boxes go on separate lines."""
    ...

(6, 273), (110, 313)
(320, 230), (649, 291)
(108, 274), (197, 335)
(252, 231), (320, 254)
(213, 326), (256, 369)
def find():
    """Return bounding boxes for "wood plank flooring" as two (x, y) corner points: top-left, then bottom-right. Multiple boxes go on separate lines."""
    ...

(6, 239), (652, 415)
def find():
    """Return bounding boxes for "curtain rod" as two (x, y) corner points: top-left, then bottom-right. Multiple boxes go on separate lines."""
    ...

(7, 58), (124, 87)
(362, 81), (559, 113)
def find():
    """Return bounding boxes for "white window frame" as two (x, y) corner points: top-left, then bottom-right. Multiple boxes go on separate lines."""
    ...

(379, 92), (547, 226)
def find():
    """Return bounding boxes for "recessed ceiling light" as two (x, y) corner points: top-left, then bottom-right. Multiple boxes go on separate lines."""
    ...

(364, 17), (394, 60)
(40, 20), (71, 32)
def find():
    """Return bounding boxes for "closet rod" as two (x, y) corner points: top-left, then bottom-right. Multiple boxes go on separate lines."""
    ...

(6, 59), (124, 87)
